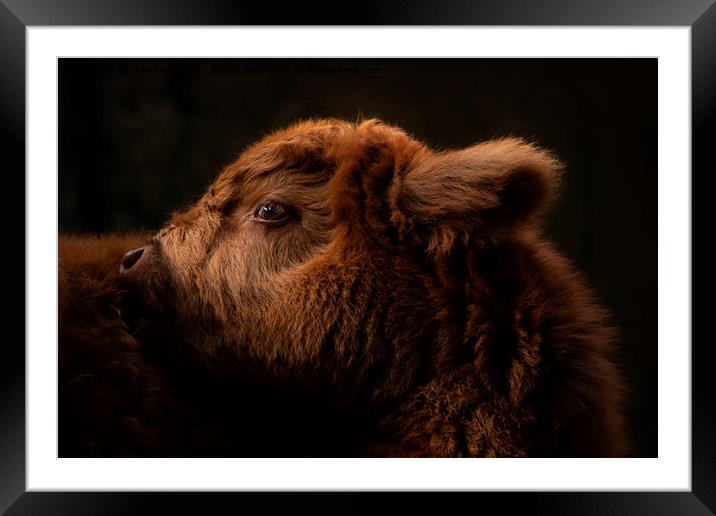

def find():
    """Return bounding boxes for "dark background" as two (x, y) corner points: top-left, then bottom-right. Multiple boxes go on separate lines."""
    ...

(58, 58), (657, 457)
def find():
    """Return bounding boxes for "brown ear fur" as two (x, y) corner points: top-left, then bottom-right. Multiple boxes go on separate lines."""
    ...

(392, 138), (563, 253)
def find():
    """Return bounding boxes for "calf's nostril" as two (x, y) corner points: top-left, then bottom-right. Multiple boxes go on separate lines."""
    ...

(120, 247), (145, 272)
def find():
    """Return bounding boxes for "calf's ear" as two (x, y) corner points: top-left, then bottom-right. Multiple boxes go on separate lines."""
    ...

(391, 138), (563, 253)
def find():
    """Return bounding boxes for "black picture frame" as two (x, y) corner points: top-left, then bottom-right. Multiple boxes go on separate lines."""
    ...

(2, 1), (714, 514)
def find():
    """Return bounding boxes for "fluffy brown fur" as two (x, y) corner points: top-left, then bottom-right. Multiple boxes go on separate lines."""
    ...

(59, 234), (224, 456)
(60, 118), (627, 457)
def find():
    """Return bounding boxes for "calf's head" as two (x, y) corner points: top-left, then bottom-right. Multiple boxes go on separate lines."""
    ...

(120, 118), (561, 394)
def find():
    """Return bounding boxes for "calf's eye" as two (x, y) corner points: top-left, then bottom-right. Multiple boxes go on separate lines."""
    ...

(254, 201), (288, 222)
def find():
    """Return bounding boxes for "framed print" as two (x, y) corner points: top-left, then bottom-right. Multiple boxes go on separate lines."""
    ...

(2, 0), (714, 514)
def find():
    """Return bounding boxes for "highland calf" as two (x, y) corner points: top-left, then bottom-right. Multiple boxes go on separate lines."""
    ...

(60, 118), (627, 457)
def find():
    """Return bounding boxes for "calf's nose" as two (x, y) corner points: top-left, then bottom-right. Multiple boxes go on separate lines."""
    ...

(120, 247), (146, 273)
